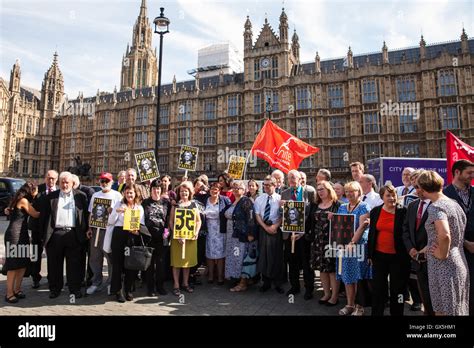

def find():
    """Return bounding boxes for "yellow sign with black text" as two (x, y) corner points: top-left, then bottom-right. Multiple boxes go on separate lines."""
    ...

(173, 208), (197, 240)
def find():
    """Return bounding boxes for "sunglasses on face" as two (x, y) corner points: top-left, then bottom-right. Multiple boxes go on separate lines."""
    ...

(100, 179), (110, 184)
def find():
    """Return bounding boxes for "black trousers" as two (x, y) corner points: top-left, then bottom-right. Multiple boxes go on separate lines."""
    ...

(371, 251), (410, 316)
(284, 237), (314, 292)
(45, 229), (83, 293)
(144, 237), (166, 292)
(79, 241), (94, 285)
(110, 227), (139, 294)
(30, 228), (43, 282)
(416, 261), (434, 315)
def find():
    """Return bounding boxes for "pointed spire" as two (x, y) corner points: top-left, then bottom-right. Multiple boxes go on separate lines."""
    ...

(244, 15), (253, 51)
(461, 28), (469, 54)
(172, 75), (177, 94)
(291, 29), (300, 63)
(139, 0), (147, 17)
(279, 8), (288, 44)
(382, 41), (389, 64)
(244, 15), (252, 30)
(9, 59), (21, 94)
(419, 35), (426, 60)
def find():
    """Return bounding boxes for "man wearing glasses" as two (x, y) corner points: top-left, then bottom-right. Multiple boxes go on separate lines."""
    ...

(86, 172), (123, 295)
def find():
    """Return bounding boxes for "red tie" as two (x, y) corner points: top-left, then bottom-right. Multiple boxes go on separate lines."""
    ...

(291, 189), (297, 201)
(416, 201), (425, 231)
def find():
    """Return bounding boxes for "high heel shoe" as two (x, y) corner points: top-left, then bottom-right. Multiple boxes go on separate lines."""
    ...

(14, 291), (26, 299)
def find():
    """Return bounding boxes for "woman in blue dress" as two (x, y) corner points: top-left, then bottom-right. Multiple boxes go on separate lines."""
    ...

(333, 181), (371, 316)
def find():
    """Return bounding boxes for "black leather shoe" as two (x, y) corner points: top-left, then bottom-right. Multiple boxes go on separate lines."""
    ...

(304, 291), (314, 300)
(125, 293), (133, 301)
(156, 288), (168, 296)
(259, 284), (271, 293)
(410, 303), (422, 311)
(275, 286), (284, 294)
(286, 287), (300, 296)
(49, 291), (60, 299)
(32, 281), (40, 289)
(116, 291), (125, 303)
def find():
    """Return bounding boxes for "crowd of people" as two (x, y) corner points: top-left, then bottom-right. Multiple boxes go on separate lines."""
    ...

(2, 159), (473, 316)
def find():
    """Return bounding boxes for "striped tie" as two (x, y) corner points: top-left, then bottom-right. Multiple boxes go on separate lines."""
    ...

(263, 196), (271, 221)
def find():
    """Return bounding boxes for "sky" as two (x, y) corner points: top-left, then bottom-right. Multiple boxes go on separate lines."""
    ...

(1, 0), (472, 98)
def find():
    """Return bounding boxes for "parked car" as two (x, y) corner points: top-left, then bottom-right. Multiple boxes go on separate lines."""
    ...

(0, 177), (26, 215)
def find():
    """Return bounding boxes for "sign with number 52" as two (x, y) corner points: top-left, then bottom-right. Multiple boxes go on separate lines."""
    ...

(174, 208), (197, 240)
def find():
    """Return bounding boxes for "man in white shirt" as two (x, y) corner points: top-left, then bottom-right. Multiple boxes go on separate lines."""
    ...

(255, 175), (286, 294)
(86, 172), (123, 295)
(360, 174), (383, 209)
(396, 167), (415, 197)
(40, 171), (88, 299)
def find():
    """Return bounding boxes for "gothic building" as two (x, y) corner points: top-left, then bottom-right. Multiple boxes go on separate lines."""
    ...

(0, 53), (62, 177)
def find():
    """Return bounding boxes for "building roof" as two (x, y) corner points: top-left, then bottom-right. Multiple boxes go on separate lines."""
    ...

(69, 37), (473, 106)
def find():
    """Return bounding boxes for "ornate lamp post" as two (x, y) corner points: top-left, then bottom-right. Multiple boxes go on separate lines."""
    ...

(153, 7), (170, 166)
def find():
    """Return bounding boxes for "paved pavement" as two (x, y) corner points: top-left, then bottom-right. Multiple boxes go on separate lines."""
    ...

(0, 217), (422, 316)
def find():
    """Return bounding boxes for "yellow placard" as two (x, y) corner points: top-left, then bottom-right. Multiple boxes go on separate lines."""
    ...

(227, 155), (246, 179)
(174, 208), (196, 240)
(123, 208), (141, 231)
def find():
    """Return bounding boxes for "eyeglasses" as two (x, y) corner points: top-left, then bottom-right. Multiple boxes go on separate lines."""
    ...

(99, 179), (110, 184)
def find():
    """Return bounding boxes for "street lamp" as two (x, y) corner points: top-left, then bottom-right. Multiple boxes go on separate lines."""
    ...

(153, 7), (170, 167)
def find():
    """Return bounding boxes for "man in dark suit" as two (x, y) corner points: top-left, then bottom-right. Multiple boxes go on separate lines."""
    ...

(280, 169), (315, 300)
(40, 171), (89, 298)
(443, 159), (474, 315)
(402, 177), (434, 315)
(29, 170), (59, 288)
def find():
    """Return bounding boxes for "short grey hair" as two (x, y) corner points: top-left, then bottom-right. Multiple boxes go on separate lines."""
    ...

(403, 167), (415, 174)
(299, 171), (307, 180)
(287, 169), (302, 179)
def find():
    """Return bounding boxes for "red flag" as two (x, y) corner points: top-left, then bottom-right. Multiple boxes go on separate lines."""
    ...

(250, 119), (319, 174)
(446, 130), (474, 185)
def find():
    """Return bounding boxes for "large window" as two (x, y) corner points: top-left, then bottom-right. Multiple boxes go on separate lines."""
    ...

(227, 94), (242, 116)
(17, 116), (23, 132)
(400, 114), (418, 133)
(297, 118), (313, 138)
(396, 77), (416, 102)
(362, 79), (378, 103)
(400, 143), (420, 157)
(272, 57), (278, 79)
(439, 106), (459, 130)
(135, 106), (148, 126)
(328, 84), (344, 108)
(178, 128), (191, 145)
(26, 117), (32, 134)
(363, 112), (380, 134)
(264, 90), (279, 112)
(254, 93), (262, 114)
(158, 155), (168, 173)
(227, 124), (241, 143)
(160, 105), (169, 125)
(134, 132), (147, 149)
(22, 159), (28, 175)
(296, 87), (311, 110)
(330, 147), (348, 168)
(365, 143), (381, 161)
(33, 140), (40, 155)
(254, 59), (260, 81)
(329, 116), (345, 138)
(203, 99), (217, 120)
(159, 131), (168, 148)
(35, 119), (40, 134)
(32, 160), (39, 175)
(24, 139), (30, 153)
(178, 101), (192, 121)
(437, 70), (457, 97)
(203, 153), (216, 171)
(299, 156), (314, 169)
(119, 111), (128, 128)
(204, 128), (216, 145)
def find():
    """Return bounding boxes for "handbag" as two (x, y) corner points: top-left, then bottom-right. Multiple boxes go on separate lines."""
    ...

(124, 234), (154, 271)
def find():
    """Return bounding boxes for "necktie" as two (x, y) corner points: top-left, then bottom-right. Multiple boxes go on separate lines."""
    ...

(291, 188), (297, 201)
(402, 187), (408, 196)
(263, 196), (271, 222)
(362, 195), (367, 201)
(416, 201), (425, 231)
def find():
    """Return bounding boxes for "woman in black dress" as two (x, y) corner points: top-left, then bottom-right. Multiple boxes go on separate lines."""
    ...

(4, 182), (39, 303)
